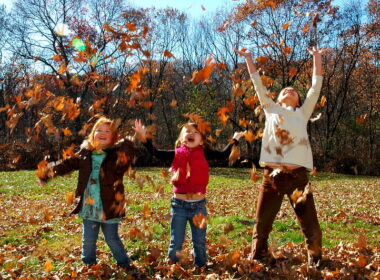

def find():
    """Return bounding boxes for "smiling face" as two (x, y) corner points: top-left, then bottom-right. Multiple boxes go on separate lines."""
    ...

(277, 87), (300, 108)
(93, 123), (113, 150)
(179, 124), (204, 149)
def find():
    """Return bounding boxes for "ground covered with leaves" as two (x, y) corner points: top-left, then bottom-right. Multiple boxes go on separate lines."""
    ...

(0, 168), (379, 279)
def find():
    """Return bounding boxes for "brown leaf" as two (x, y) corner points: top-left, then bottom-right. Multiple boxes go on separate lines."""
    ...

(250, 164), (259, 182)
(193, 212), (207, 229)
(163, 50), (175, 58)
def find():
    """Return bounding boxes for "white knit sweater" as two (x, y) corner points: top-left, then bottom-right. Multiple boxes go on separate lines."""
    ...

(250, 72), (323, 170)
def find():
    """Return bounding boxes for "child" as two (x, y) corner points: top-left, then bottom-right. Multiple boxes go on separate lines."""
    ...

(37, 116), (134, 267)
(133, 120), (244, 267)
(234, 46), (327, 266)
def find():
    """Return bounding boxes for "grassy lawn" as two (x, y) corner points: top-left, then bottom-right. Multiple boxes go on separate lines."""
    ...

(0, 168), (379, 279)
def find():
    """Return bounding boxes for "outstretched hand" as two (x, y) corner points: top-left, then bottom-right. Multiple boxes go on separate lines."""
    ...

(233, 48), (252, 58)
(307, 46), (329, 56)
(132, 119), (147, 142)
(233, 131), (245, 141)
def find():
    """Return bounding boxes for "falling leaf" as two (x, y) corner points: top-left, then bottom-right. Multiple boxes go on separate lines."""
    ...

(163, 50), (175, 58)
(170, 99), (177, 107)
(283, 47), (292, 54)
(290, 189), (303, 204)
(310, 167), (317, 176)
(275, 126), (294, 145)
(201, 5), (206, 11)
(62, 144), (75, 159)
(193, 212), (207, 229)
(191, 56), (216, 84)
(356, 114), (367, 124)
(62, 128), (72, 136)
(250, 164), (259, 182)
(282, 21), (292, 30)
(85, 197), (95, 205)
(65, 192), (75, 204)
(125, 22), (137, 32)
(302, 24), (309, 33)
(244, 130), (255, 142)
(261, 75), (274, 87)
(320, 95), (327, 107)
(229, 145), (240, 166)
(256, 56), (269, 64)
(288, 67), (297, 78)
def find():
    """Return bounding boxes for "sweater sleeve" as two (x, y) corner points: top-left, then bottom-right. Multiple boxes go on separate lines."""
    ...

(143, 139), (175, 162)
(250, 72), (275, 113)
(204, 139), (238, 161)
(301, 75), (323, 120)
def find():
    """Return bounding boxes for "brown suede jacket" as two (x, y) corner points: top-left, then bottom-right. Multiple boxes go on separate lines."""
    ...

(43, 138), (134, 220)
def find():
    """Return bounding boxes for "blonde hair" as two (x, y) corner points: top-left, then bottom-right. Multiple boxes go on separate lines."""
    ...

(86, 116), (119, 150)
(174, 123), (208, 149)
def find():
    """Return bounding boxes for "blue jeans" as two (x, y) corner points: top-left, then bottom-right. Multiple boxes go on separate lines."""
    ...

(168, 197), (207, 267)
(82, 219), (130, 266)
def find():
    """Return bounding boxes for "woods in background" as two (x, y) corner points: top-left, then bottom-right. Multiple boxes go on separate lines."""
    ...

(0, 0), (378, 175)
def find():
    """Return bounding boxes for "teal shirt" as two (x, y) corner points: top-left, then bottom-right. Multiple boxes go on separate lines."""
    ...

(79, 151), (121, 223)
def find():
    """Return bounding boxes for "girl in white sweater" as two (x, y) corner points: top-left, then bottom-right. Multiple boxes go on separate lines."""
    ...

(235, 46), (327, 266)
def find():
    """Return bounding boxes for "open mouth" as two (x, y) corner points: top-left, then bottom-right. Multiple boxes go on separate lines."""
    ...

(186, 136), (195, 143)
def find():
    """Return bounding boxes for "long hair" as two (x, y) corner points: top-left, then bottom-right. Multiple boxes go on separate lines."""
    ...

(86, 116), (119, 150)
(174, 123), (210, 149)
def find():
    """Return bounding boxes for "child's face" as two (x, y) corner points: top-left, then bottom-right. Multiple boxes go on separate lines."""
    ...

(277, 87), (300, 108)
(180, 125), (203, 148)
(93, 123), (113, 149)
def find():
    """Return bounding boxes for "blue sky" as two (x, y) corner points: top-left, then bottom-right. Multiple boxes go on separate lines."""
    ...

(1, 0), (361, 17)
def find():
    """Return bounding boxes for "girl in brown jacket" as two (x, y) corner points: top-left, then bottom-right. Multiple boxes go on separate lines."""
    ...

(37, 116), (134, 267)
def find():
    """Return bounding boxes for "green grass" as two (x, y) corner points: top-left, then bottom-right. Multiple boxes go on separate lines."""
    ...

(0, 167), (379, 277)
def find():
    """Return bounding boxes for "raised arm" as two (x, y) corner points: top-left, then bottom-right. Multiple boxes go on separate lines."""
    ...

(234, 48), (275, 109)
(301, 47), (327, 119)
(133, 119), (175, 162)
(204, 131), (244, 161)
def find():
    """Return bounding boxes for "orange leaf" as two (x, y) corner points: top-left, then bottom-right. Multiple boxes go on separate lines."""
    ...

(85, 197), (95, 205)
(256, 56), (269, 64)
(250, 164), (259, 182)
(283, 47), (292, 54)
(282, 21), (292, 30)
(125, 23), (136, 32)
(244, 130), (255, 142)
(62, 128), (72, 136)
(62, 144), (75, 159)
(65, 192), (75, 204)
(320, 95), (327, 107)
(301, 24), (309, 33)
(356, 114), (367, 124)
(191, 56), (216, 84)
(193, 212), (207, 229)
(288, 67), (297, 78)
(163, 50), (174, 58)
(290, 189), (303, 204)
(44, 260), (52, 272)
(261, 75), (274, 87)
(170, 99), (177, 107)
(357, 254), (367, 268)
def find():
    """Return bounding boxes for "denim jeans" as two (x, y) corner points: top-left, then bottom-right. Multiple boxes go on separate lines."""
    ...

(168, 197), (207, 267)
(82, 219), (130, 266)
